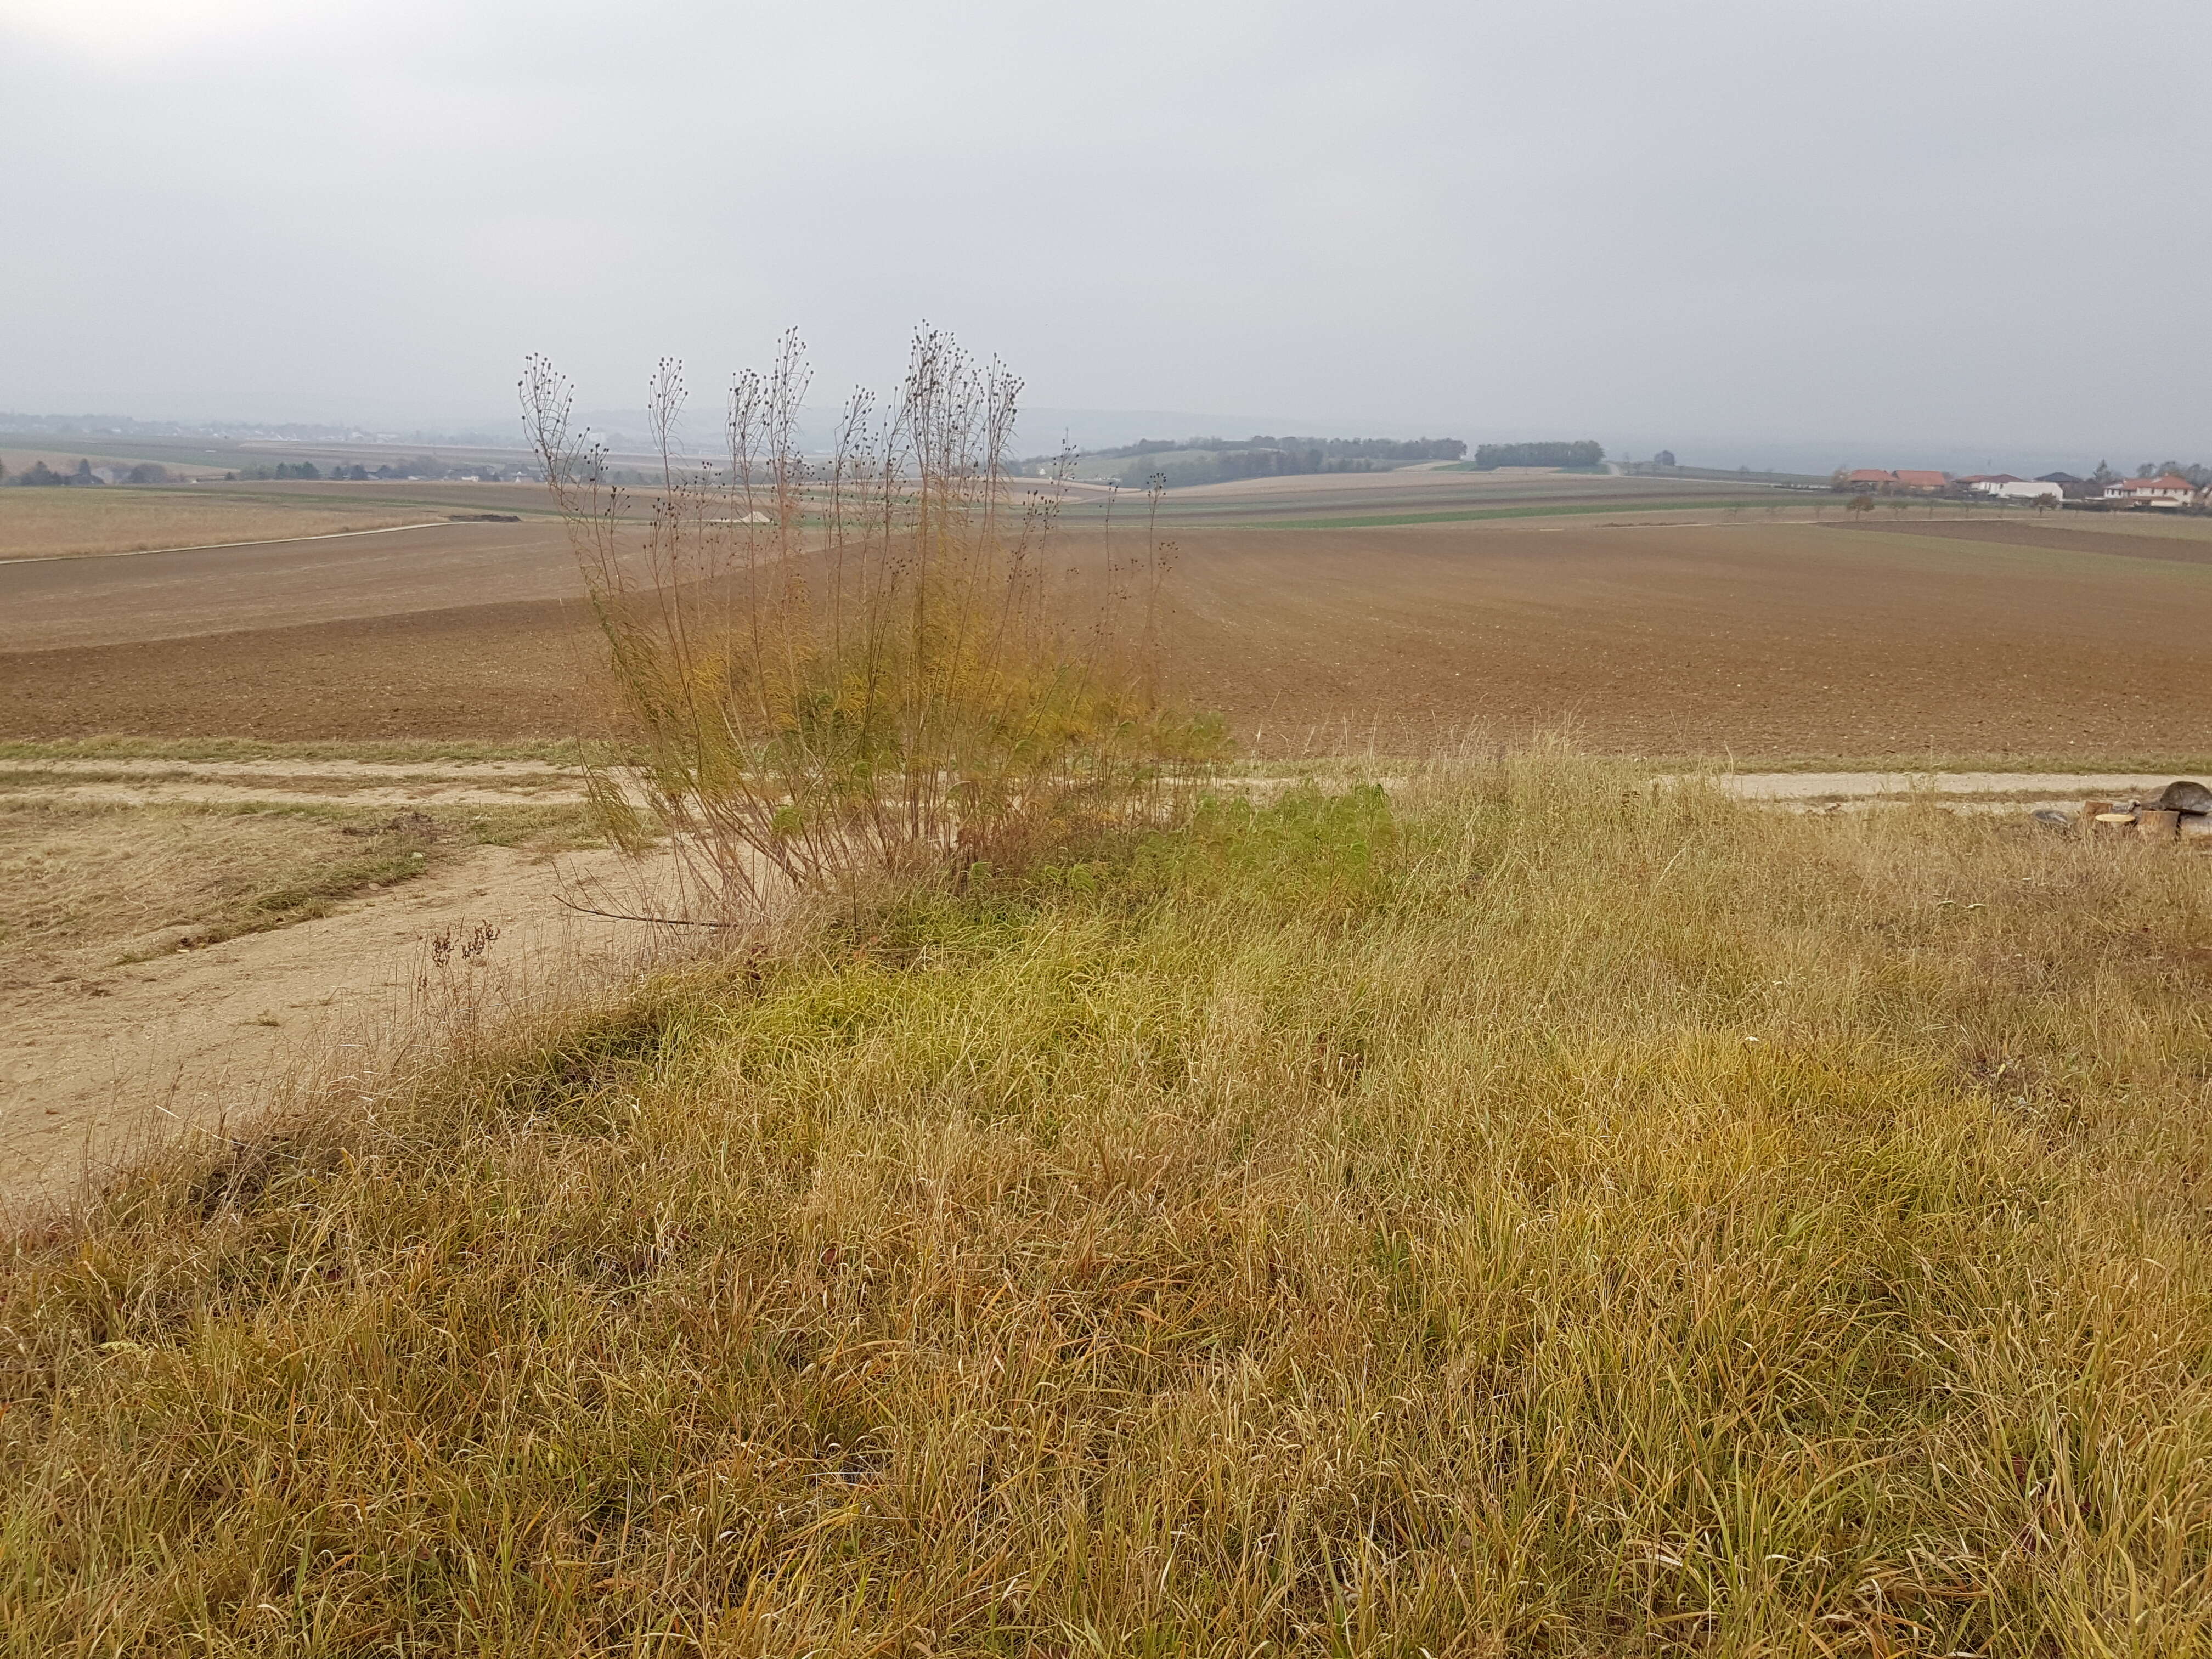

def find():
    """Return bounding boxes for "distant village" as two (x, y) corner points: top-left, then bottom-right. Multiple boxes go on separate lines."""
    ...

(1836, 464), (2212, 510)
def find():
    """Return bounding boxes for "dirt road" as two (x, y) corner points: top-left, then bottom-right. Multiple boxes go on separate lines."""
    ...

(4, 755), (2180, 1208)
(1711, 771), (2187, 802)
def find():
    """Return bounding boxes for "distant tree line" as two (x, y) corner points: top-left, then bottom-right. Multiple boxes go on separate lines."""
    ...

(1470, 441), (1605, 471)
(0, 457), (166, 486)
(234, 456), (531, 482)
(3, 459), (93, 486)
(1084, 435), (1466, 465)
(2138, 460), (2212, 487)
(0, 452), (535, 486)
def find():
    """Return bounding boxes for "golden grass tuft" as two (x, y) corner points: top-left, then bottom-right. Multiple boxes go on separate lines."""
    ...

(4, 756), (2211, 1651)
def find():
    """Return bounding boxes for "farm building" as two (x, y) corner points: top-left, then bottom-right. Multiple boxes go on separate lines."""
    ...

(1837, 467), (1948, 493)
(1973, 479), (2062, 503)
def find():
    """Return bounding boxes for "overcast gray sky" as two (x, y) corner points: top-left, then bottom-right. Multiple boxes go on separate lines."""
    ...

(3, 0), (2207, 466)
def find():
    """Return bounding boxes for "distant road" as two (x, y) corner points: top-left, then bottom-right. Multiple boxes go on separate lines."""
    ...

(0, 520), (458, 567)
(0, 520), (592, 651)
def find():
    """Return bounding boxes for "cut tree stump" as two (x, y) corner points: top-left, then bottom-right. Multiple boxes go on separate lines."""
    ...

(2138, 810), (2181, 842)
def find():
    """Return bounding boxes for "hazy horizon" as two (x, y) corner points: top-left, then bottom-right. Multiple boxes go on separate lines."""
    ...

(4, 0), (2208, 465)
(0, 400), (2171, 484)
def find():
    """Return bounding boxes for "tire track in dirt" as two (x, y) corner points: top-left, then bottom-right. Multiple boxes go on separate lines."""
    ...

(0, 839), (701, 1210)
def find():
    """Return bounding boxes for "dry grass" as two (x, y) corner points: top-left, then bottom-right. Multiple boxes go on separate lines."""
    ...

(0, 802), (595, 988)
(0, 489), (428, 561)
(4, 757), (2211, 1652)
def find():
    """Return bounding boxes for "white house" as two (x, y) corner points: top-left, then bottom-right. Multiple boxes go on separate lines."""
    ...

(2104, 475), (2194, 509)
(1972, 479), (2062, 503)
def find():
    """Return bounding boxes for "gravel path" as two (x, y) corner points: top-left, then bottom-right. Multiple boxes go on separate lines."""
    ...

(1709, 772), (2183, 802)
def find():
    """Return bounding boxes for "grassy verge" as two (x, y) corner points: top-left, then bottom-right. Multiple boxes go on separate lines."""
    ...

(16, 739), (2211, 778)
(5, 761), (2212, 1650)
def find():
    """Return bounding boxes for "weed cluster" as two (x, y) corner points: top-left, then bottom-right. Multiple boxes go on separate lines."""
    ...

(523, 331), (1219, 917)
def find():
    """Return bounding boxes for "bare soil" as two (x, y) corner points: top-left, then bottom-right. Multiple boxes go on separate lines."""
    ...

(0, 519), (597, 650)
(0, 489), (437, 561)
(1836, 517), (2212, 565)
(0, 595), (599, 738)
(1144, 520), (2212, 755)
(0, 836), (670, 1206)
(10, 516), (2212, 756)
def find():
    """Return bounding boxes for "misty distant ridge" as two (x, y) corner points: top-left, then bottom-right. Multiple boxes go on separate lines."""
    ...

(0, 411), (525, 450)
(0, 409), (2177, 484)
(0, 404), (1462, 454)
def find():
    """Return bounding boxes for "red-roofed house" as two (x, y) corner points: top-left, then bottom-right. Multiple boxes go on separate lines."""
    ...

(2104, 475), (2195, 509)
(1840, 469), (1895, 490)
(1893, 470), (1948, 492)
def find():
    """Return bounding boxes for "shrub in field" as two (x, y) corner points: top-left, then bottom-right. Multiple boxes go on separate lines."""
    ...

(524, 331), (1215, 915)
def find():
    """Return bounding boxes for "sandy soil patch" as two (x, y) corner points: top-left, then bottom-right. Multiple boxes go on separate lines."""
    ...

(1, 780), (590, 808)
(0, 835), (695, 1207)
(4, 757), (572, 779)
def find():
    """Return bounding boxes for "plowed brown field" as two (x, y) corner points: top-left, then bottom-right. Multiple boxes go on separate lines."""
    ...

(8, 516), (2212, 757)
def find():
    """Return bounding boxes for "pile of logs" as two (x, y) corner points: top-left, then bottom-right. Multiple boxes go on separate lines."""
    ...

(2072, 780), (2212, 842)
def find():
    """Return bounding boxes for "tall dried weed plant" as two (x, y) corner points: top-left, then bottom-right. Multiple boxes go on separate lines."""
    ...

(524, 330), (1212, 917)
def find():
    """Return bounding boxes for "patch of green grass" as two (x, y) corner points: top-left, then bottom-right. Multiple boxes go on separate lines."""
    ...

(173, 799), (601, 854)
(179, 828), (439, 949)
